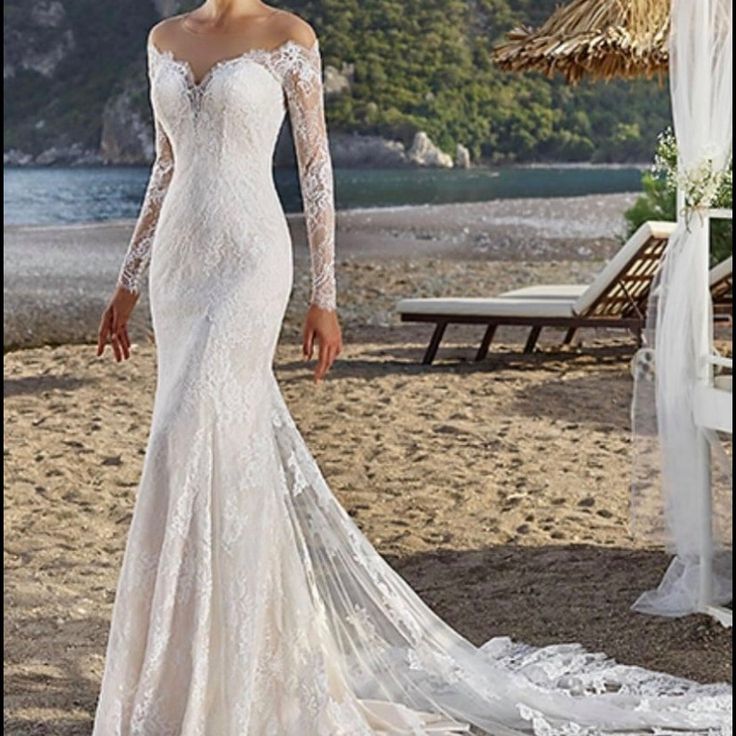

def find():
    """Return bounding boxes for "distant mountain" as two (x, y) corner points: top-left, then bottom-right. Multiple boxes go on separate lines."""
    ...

(3, 0), (671, 166)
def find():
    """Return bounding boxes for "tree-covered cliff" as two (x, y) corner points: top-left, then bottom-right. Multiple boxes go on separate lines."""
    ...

(4, 0), (672, 166)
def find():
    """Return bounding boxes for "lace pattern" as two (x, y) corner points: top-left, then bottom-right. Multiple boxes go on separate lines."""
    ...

(282, 42), (336, 310)
(117, 47), (175, 294)
(116, 40), (337, 310)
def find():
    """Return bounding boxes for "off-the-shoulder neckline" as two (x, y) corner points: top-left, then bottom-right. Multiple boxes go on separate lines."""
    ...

(148, 38), (319, 88)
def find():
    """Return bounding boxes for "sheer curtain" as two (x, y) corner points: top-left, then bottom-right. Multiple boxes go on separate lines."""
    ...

(630, 0), (732, 617)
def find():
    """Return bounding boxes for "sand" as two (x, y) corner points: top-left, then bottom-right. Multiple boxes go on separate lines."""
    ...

(5, 337), (733, 736)
(4, 193), (732, 735)
(4, 193), (635, 350)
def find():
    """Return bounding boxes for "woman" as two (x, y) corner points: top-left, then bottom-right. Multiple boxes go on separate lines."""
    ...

(93, 1), (731, 734)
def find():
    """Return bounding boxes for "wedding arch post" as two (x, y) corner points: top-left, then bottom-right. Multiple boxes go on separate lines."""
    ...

(631, 0), (733, 626)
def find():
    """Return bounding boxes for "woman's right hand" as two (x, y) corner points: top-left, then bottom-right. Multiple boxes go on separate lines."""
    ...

(97, 286), (139, 361)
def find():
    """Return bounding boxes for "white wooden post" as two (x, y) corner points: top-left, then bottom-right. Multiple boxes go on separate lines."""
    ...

(696, 208), (713, 611)
(692, 206), (733, 627)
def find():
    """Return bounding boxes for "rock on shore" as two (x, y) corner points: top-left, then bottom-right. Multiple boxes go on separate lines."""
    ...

(408, 132), (454, 168)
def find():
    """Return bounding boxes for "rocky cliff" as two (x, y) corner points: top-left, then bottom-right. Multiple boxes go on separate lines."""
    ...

(4, 0), (670, 167)
(4, 1), (75, 80)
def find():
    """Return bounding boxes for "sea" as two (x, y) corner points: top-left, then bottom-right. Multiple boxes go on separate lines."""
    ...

(3, 165), (644, 227)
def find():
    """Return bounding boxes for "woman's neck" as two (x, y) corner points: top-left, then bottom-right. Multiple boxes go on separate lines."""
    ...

(202, 0), (269, 20)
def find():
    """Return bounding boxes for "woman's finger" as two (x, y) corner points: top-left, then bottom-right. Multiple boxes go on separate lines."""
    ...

(318, 342), (339, 380)
(303, 327), (315, 361)
(321, 342), (336, 375)
(118, 328), (130, 361)
(97, 310), (112, 356)
(110, 332), (123, 362)
(120, 324), (131, 359)
(325, 344), (338, 374)
(315, 341), (330, 382)
(121, 326), (131, 355)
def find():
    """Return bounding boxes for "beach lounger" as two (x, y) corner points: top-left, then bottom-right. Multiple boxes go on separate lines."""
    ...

(503, 255), (733, 312)
(710, 255), (733, 317)
(397, 221), (690, 365)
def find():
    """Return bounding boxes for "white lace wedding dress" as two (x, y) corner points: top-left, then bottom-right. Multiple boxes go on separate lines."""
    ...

(92, 36), (731, 736)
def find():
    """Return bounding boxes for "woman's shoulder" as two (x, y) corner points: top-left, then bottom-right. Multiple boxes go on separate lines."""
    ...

(268, 10), (318, 50)
(147, 14), (186, 49)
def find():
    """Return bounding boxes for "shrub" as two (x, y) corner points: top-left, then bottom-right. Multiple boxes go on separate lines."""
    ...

(625, 129), (732, 265)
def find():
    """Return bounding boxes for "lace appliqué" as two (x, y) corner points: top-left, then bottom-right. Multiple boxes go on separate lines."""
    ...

(117, 40), (337, 310)
(281, 43), (337, 311)
(117, 45), (175, 294)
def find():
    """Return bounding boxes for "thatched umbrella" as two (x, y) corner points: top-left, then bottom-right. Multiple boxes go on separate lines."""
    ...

(492, 0), (670, 83)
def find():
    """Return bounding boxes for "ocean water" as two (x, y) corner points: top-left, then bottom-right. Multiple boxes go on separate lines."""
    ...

(3, 165), (643, 226)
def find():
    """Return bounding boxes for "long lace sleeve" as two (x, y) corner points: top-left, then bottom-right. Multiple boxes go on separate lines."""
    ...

(117, 46), (174, 294)
(283, 42), (336, 311)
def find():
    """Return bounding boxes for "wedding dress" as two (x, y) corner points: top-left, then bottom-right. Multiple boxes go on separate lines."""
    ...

(92, 36), (731, 736)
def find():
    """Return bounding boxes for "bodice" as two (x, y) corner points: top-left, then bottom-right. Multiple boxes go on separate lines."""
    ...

(117, 38), (337, 310)
(149, 43), (296, 176)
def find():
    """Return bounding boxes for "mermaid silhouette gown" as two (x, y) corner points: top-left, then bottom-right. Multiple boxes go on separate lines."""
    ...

(92, 36), (731, 736)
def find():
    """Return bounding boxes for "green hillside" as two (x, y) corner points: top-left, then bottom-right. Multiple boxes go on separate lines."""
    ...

(4, 0), (672, 164)
(4, 0), (160, 154)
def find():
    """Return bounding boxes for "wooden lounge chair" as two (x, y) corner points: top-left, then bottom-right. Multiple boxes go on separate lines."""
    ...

(710, 255), (733, 317)
(397, 221), (679, 365)
(502, 254), (732, 311)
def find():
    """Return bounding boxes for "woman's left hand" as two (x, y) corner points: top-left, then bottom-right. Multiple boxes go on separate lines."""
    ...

(96, 286), (139, 362)
(302, 305), (342, 383)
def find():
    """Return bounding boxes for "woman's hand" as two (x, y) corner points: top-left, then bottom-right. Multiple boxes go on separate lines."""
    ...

(97, 286), (139, 362)
(302, 305), (342, 382)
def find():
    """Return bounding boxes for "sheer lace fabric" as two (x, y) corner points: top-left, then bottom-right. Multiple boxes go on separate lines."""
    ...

(117, 114), (174, 294)
(93, 35), (731, 736)
(117, 39), (336, 310)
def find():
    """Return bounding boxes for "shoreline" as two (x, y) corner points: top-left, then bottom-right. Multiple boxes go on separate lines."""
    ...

(3, 161), (649, 172)
(4, 192), (639, 351)
(4, 190), (639, 239)
(4, 188), (640, 231)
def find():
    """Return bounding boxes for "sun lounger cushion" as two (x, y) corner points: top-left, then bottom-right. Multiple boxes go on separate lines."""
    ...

(503, 257), (730, 302)
(396, 297), (576, 319)
(501, 285), (588, 300)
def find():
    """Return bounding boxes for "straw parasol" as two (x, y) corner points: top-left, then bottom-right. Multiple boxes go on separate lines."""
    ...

(492, 0), (670, 83)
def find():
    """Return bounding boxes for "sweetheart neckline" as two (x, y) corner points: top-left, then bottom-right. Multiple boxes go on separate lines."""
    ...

(148, 38), (318, 90)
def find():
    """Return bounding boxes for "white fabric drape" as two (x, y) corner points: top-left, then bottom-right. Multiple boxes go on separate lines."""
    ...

(630, 0), (733, 617)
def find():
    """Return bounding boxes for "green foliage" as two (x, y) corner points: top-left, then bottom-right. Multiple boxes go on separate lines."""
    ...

(5, 0), (672, 164)
(625, 131), (733, 265)
(624, 171), (677, 226)
(285, 0), (671, 162)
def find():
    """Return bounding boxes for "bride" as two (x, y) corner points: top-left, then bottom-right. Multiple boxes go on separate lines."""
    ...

(92, 1), (731, 734)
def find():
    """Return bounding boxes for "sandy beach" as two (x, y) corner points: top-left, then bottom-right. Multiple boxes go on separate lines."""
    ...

(4, 193), (635, 350)
(4, 194), (732, 735)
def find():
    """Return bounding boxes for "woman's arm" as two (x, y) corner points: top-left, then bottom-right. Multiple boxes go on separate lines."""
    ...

(117, 115), (174, 294)
(98, 41), (174, 361)
(283, 31), (342, 381)
(284, 34), (336, 311)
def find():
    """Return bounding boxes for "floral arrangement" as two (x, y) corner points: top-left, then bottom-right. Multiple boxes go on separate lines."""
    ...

(625, 129), (732, 264)
(652, 128), (732, 212)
